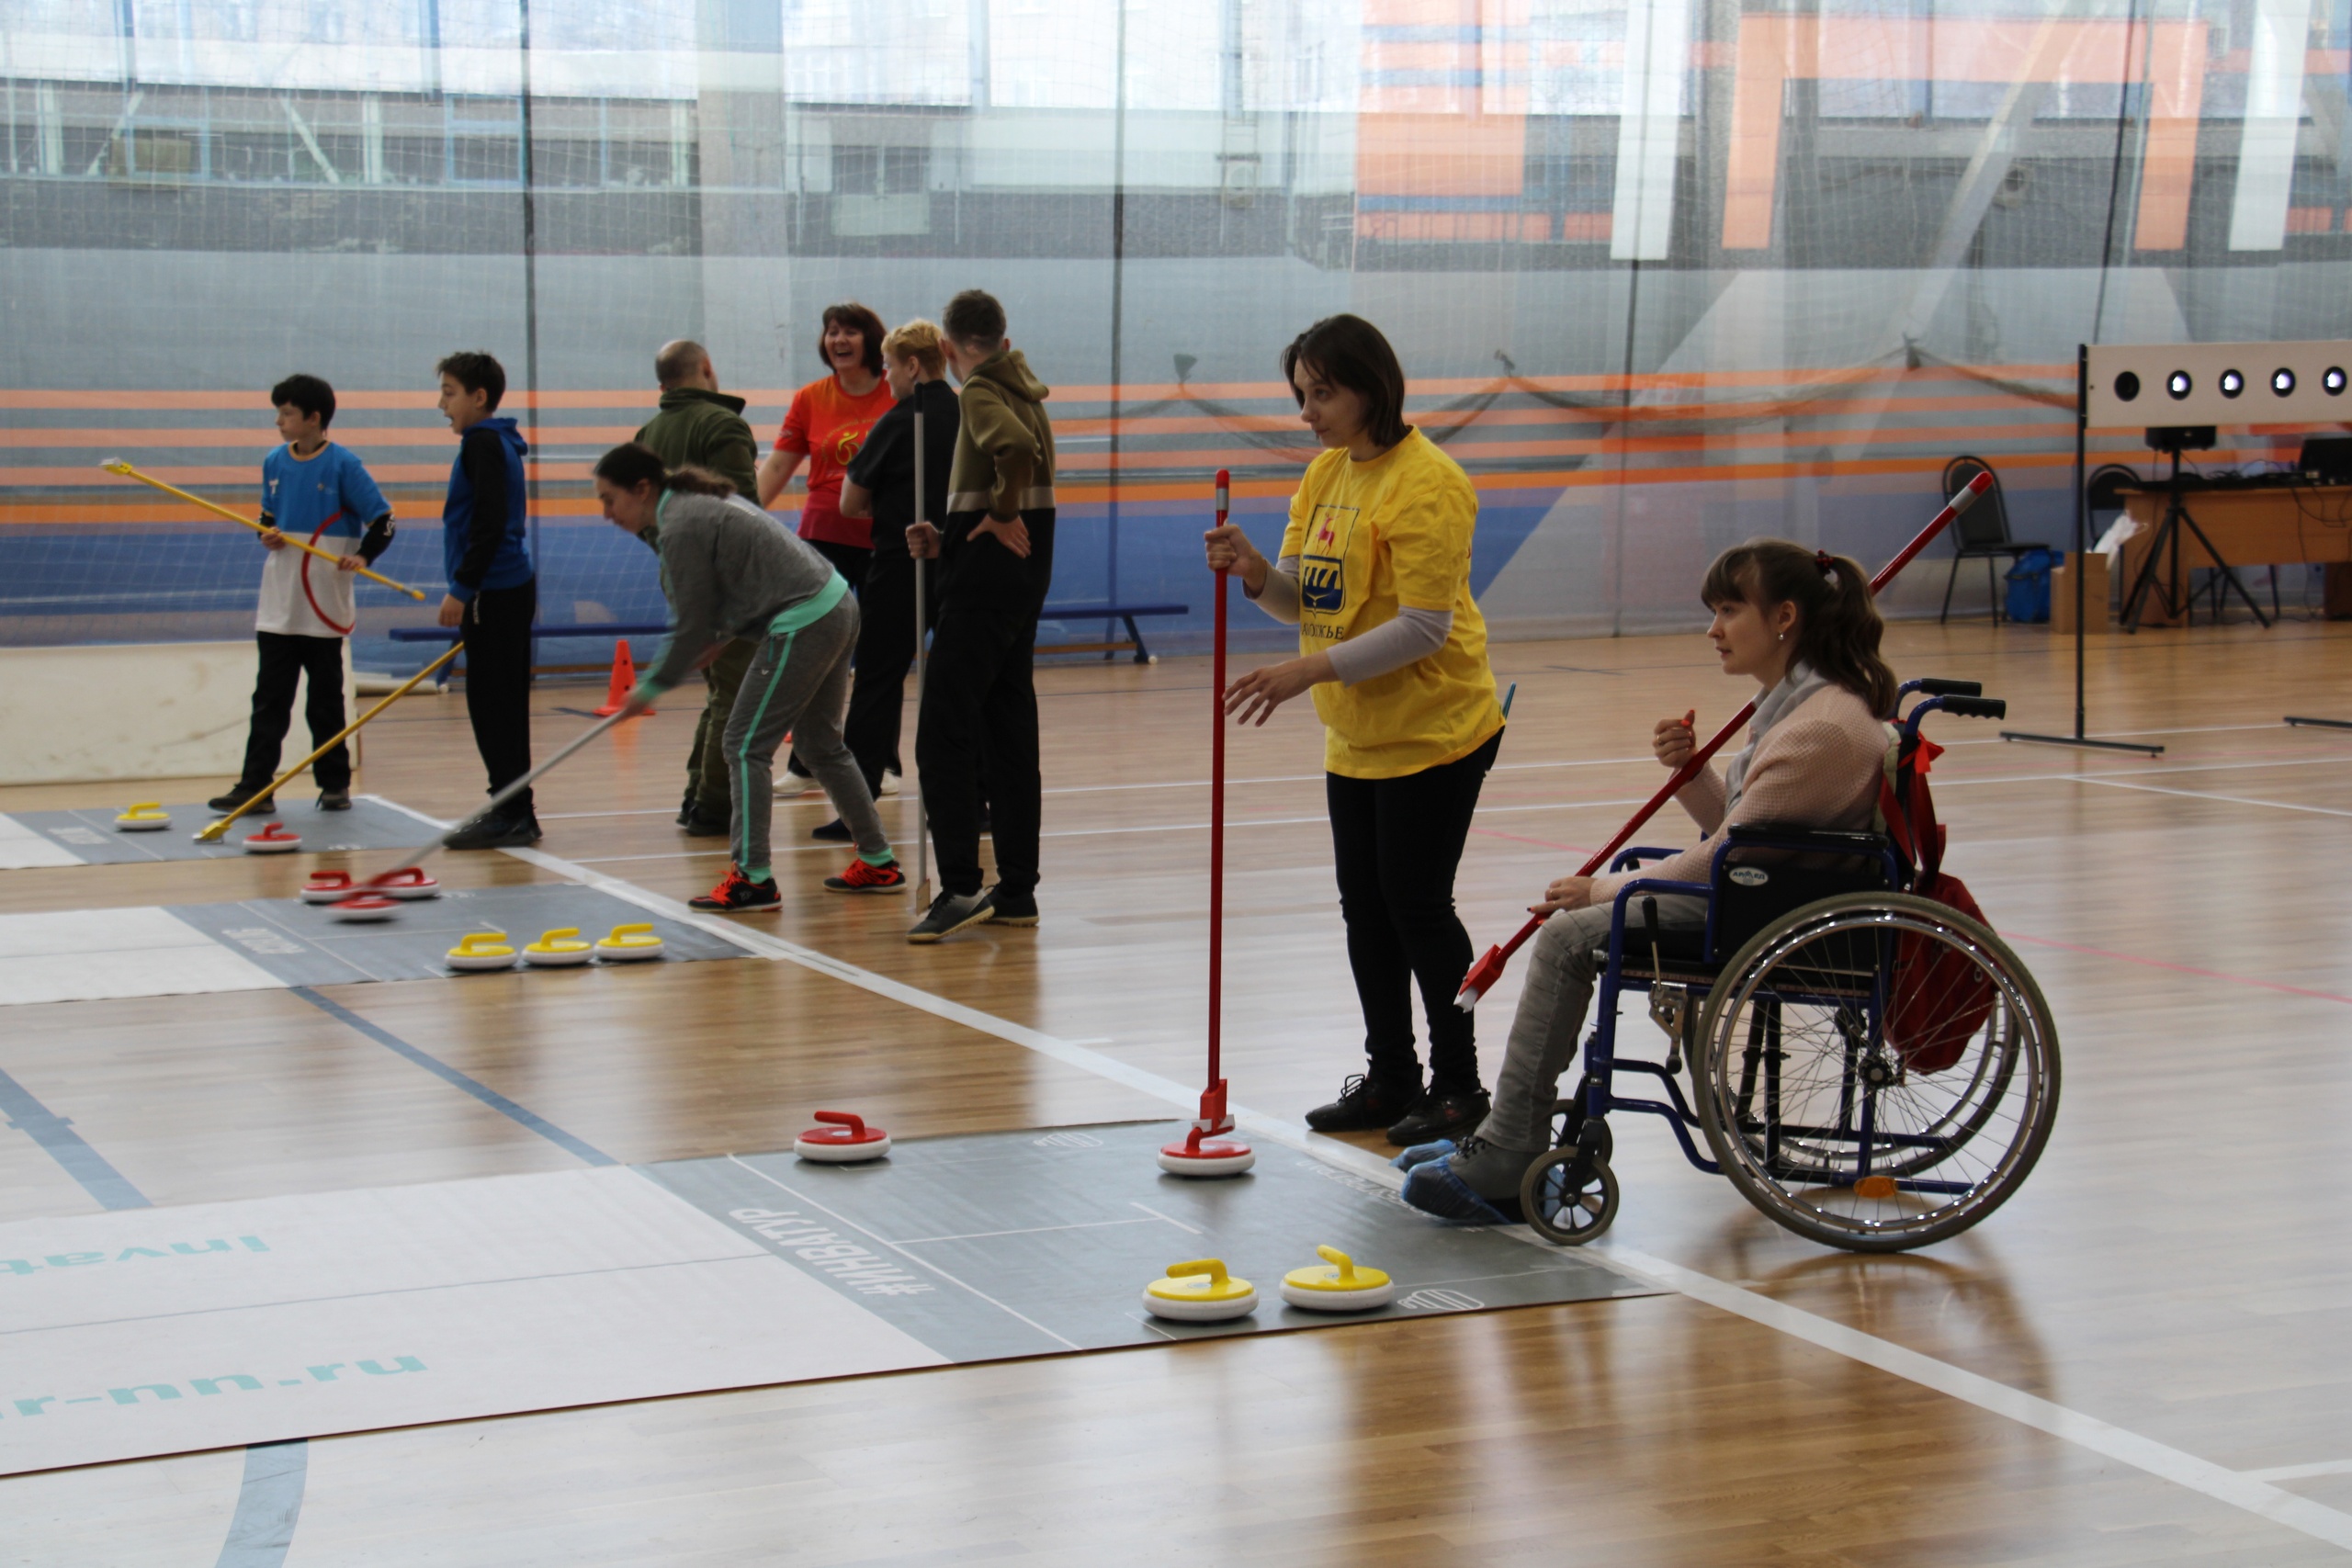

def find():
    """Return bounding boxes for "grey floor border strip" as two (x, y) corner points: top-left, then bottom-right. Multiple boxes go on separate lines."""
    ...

(213, 1438), (307, 1568)
(0, 1066), (150, 1210)
(288, 986), (617, 1168)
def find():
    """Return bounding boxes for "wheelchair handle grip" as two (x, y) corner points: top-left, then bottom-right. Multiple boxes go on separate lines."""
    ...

(1938, 695), (2007, 719)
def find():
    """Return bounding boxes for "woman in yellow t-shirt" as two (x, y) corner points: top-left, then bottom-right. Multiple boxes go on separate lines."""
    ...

(1204, 314), (1507, 1147)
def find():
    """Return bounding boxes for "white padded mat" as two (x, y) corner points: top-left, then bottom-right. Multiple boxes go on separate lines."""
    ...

(0, 1168), (947, 1475)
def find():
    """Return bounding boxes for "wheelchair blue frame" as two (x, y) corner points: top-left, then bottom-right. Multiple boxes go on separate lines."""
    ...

(1561, 682), (1984, 1189)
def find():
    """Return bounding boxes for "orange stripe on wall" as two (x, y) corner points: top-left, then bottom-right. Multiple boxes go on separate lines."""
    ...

(1723, 15), (1792, 250)
(2132, 21), (2208, 252)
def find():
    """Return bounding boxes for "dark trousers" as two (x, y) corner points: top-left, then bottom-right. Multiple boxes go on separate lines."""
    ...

(917, 513), (1054, 898)
(462, 579), (537, 812)
(807, 537), (870, 598)
(843, 536), (922, 795)
(1325, 729), (1501, 1094)
(236, 631), (350, 794)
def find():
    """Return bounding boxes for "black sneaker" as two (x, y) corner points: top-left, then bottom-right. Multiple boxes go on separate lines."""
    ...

(1385, 1087), (1492, 1147)
(809, 818), (852, 842)
(675, 789), (695, 828)
(982, 887), (1037, 927)
(681, 808), (730, 837)
(691, 864), (782, 911)
(445, 807), (541, 852)
(318, 789), (352, 812)
(907, 889), (994, 944)
(208, 789), (273, 814)
(1304, 1073), (1421, 1134)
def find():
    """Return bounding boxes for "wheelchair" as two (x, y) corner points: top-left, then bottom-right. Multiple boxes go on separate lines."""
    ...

(1521, 678), (2061, 1254)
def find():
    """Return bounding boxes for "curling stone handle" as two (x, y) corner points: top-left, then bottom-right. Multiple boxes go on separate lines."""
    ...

(1165, 1258), (1230, 1285)
(610, 923), (652, 940)
(1315, 1245), (1359, 1283)
(813, 1111), (867, 1135)
(542, 928), (580, 942)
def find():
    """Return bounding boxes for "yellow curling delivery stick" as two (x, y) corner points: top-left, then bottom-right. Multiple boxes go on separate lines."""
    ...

(99, 458), (428, 602)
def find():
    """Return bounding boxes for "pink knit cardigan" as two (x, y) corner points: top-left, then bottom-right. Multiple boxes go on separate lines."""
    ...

(1588, 682), (1891, 904)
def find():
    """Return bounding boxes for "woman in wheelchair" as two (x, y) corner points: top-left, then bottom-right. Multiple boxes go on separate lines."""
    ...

(1401, 538), (1899, 1222)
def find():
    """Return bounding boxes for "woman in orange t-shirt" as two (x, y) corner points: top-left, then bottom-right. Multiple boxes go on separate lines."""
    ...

(756, 300), (896, 589)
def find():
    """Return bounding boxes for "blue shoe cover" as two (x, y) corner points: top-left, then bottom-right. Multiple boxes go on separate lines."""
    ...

(1390, 1138), (1457, 1172)
(1400, 1157), (1512, 1224)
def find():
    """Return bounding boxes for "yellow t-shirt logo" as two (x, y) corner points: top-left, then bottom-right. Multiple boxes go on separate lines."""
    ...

(1301, 503), (1356, 613)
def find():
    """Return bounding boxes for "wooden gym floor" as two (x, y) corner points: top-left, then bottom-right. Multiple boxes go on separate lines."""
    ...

(4, 615), (2351, 1564)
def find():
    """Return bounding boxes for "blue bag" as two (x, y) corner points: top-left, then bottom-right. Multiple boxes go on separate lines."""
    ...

(2005, 548), (2059, 623)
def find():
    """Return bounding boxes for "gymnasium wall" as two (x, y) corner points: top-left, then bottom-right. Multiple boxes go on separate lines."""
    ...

(6, 0), (2352, 669)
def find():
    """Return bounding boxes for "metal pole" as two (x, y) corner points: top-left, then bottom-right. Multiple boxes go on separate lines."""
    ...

(912, 402), (931, 904)
(1999, 344), (2164, 755)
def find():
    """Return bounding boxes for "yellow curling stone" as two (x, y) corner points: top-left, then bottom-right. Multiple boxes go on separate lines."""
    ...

(521, 927), (594, 967)
(447, 932), (517, 972)
(1142, 1258), (1258, 1323)
(115, 803), (171, 832)
(594, 922), (666, 963)
(1280, 1245), (1394, 1313)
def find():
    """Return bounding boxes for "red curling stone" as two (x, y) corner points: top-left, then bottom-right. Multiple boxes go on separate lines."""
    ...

(328, 894), (400, 923)
(243, 821), (302, 854)
(301, 871), (356, 905)
(794, 1111), (892, 1163)
(1158, 1124), (1256, 1178)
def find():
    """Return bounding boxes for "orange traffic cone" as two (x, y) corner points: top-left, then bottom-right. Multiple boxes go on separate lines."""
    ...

(593, 639), (652, 717)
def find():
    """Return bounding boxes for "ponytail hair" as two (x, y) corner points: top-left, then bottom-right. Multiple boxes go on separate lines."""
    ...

(592, 443), (737, 501)
(1701, 539), (1899, 716)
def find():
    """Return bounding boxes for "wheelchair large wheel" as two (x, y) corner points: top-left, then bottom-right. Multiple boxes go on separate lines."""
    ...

(1692, 891), (2059, 1253)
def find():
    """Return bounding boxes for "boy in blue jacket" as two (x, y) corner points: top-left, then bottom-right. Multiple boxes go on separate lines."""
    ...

(432, 351), (540, 849)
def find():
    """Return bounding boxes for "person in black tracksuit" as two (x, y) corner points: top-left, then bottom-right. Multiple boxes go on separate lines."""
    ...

(431, 351), (541, 849)
(905, 291), (1056, 944)
(836, 320), (960, 817)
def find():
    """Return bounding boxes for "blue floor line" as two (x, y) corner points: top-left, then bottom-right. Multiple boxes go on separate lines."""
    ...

(0, 1066), (151, 1210)
(214, 1438), (307, 1568)
(288, 986), (618, 1168)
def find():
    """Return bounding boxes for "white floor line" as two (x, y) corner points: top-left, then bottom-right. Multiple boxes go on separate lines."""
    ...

(1939, 753), (2352, 791)
(1600, 1247), (2352, 1552)
(2246, 1459), (2352, 1484)
(2073, 776), (2352, 819)
(504, 834), (2352, 1549)
(723, 1156), (1082, 1351)
(1128, 1201), (1203, 1235)
(889, 1216), (1164, 1247)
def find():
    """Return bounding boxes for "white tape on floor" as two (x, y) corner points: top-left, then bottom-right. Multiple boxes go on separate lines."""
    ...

(0, 817), (80, 871)
(0, 1168), (946, 1475)
(0, 909), (280, 1007)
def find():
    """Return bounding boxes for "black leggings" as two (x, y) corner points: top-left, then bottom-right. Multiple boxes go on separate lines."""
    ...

(1325, 729), (1500, 1094)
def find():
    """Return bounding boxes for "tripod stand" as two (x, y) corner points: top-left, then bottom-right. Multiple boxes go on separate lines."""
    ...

(2119, 439), (2272, 632)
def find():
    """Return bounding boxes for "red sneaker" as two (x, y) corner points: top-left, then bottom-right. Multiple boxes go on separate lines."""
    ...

(691, 864), (782, 911)
(825, 858), (908, 895)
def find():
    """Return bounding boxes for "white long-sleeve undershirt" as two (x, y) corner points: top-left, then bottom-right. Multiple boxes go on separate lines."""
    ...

(1244, 555), (1453, 685)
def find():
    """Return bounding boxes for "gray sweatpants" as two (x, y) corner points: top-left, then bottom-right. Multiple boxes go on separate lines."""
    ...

(1477, 893), (1708, 1151)
(724, 598), (890, 876)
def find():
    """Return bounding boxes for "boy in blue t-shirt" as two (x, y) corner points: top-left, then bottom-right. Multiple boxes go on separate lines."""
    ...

(210, 374), (395, 815)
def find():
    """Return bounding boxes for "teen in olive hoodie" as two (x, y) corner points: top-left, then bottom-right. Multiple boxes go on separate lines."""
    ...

(634, 342), (761, 833)
(907, 290), (1056, 942)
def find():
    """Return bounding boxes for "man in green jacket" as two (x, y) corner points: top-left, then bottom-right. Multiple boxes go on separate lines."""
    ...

(635, 339), (761, 835)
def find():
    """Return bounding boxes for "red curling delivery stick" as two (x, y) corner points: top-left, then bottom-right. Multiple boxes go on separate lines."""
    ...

(1452, 469), (1994, 1010)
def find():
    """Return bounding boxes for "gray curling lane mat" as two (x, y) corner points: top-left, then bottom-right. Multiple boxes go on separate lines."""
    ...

(165, 883), (747, 986)
(645, 1121), (1655, 1361)
(5, 795), (438, 867)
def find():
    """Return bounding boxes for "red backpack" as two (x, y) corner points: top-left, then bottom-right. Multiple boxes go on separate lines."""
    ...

(1877, 734), (1996, 1073)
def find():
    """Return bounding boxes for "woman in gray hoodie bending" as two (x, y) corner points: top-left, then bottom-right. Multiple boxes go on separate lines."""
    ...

(595, 443), (902, 910)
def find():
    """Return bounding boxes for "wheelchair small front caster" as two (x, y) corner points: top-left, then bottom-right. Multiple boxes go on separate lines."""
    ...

(1521, 1149), (1620, 1246)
